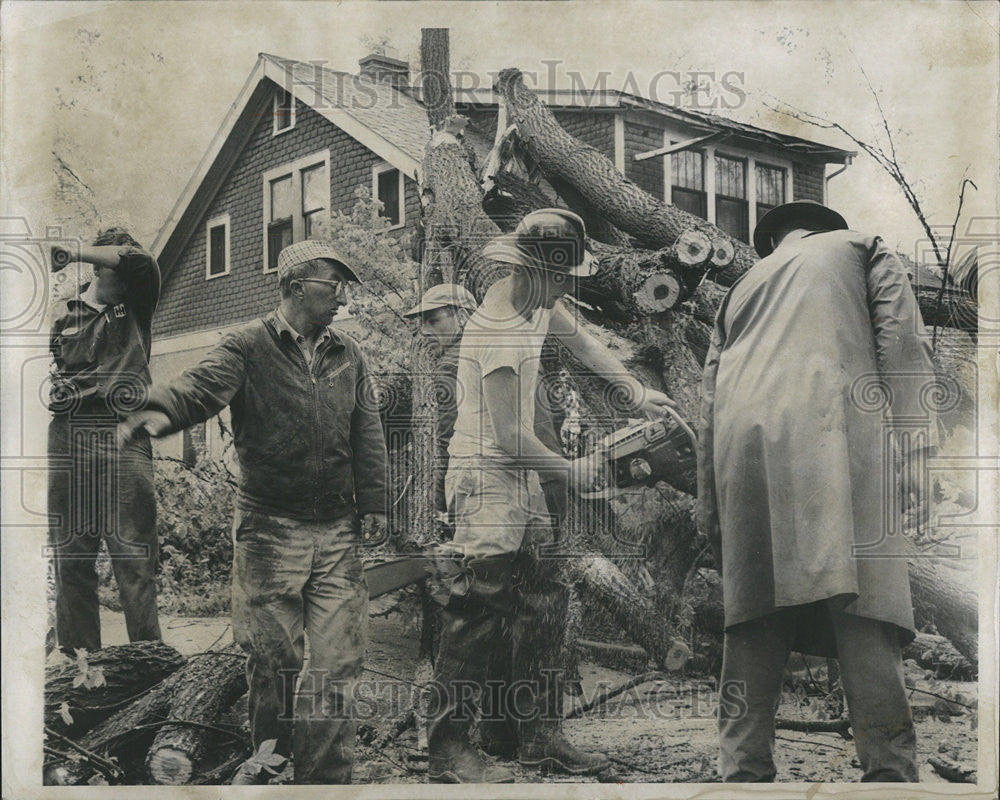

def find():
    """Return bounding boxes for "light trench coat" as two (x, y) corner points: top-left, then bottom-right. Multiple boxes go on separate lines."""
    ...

(697, 229), (937, 655)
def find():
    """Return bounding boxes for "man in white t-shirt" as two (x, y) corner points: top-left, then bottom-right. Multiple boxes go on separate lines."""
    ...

(427, 209), (675, 783)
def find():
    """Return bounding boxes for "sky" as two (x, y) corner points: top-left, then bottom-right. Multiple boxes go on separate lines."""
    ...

(1, 0), (998, 260)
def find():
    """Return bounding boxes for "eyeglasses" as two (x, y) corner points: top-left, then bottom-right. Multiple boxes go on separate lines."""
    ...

(297, 278), (347, 293)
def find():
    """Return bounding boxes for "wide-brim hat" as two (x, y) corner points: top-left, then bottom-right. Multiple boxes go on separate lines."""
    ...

(752, 200), (849, 258)
(403, 283), (479, 318)
(482, 208), (598, 278)
(276, 240), (361, 282)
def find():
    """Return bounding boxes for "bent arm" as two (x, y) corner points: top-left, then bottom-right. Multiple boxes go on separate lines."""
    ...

(866, 237), (939, 454)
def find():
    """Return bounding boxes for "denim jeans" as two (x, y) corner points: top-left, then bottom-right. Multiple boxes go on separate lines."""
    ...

(231, 508), (368, 784)
(48, 413), (160, 654)
(718, 604), (918, 782)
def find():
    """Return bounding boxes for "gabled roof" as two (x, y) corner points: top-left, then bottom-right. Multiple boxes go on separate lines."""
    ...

(153, 53), (434, 271)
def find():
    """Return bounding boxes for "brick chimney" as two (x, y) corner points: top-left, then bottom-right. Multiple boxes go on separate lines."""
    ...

(358, 53), (409, 89)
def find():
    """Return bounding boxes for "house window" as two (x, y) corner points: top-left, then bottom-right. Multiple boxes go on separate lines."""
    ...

(372, 163), (405, 228)
(714, 154), (748, 243)
(671, 150), (707, 218)
(204, 214), (230, 279)
(262, 151), (330, 272)
(273, 88), (295, 135)
(755, 162), (786, 220)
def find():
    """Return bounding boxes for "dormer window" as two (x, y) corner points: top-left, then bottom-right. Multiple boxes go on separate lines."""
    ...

(273, 88), (295, 135)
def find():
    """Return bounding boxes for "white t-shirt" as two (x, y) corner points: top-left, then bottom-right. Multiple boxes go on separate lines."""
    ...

(447, 277), (559, 465)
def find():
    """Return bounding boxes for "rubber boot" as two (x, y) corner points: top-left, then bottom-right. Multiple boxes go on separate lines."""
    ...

(427, 556), (516, 784)
(510, 563), (610, 776)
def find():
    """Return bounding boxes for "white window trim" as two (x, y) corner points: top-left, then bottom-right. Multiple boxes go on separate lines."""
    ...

(261, 149), (331, 273)
(371, 162), (406, 230)
(204, 213), (231, 280)
(272, 88), (296, 136)
(663, 131), (794, 238)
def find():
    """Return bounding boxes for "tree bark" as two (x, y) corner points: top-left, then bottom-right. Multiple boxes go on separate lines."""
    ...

(45, 640), (186, 737)
(495, 67), (757, 285)
(145, 645), (249, 785)
(420, 29), (454, 130)
(902, 631), (975, 680)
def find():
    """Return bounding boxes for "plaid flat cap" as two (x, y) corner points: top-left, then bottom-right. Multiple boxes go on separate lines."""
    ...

(276, 240), (361, 282)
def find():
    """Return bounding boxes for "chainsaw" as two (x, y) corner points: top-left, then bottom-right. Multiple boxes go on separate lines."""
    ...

(364, 409), (697, 598)
(580, 406), (698, 499)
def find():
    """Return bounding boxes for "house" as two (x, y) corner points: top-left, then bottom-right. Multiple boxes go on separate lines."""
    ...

(149, 52), (854, 460)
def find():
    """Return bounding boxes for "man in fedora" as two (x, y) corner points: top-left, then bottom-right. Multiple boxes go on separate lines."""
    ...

(698, 201), (937, 781)
(120, 240), (387, 784)
(427, 209), (675, 783)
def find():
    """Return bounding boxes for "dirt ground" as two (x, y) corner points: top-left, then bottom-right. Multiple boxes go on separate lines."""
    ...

(99, 609), (978, 785)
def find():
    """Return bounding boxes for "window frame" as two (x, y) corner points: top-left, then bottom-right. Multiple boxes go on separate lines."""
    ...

(754, 160), (788, 221)
(272, 88), (296, 136)
(664, 131), (793, 238)
(371, 161), (406, 230)
(261, 150), (331, 274)
(713, 152), (749, 243)
(204, 213), (231, 280)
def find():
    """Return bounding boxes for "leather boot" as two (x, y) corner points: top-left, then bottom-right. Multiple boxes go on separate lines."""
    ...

(427, 556), (516, 784)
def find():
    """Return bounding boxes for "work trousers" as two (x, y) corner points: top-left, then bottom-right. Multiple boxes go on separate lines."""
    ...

(48, 412), (160, 654)
(718, 604), (918, 782)
(431, 460), (570, 746)
(232, 509), (368, 784)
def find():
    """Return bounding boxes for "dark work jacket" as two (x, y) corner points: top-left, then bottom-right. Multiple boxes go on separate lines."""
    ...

(147, 311), (388, 520)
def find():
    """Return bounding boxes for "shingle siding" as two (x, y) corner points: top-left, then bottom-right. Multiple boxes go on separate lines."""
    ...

(552, 111), (615, 160)
(623, 120), (664, 200)
(792, 161), (825, 203)
(154, 99), (418, 339)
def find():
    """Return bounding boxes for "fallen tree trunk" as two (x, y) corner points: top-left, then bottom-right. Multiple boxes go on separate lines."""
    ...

(45, 640), (186, 737)
(495, 67), (757, 286)
(146, 645), (249, 785)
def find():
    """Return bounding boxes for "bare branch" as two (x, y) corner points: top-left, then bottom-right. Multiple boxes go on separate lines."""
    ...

(933, 175), (978, 347)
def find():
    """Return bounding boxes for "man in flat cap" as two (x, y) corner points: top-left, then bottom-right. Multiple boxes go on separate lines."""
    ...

(426, 209), (675, 783)
(698, 201), (937, 781)
(404, 284), (480, 525)
(120, 240), (387, 784)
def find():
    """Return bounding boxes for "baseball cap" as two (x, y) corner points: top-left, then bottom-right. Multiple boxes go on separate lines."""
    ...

(276, 240), (361, 282)
(403, 283), (479, 318)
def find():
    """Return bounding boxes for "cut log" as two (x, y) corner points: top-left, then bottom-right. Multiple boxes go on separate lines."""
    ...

(928, 754), (976, 783)
(906, 546), (978, 668)
(563, 553), (691, 672)
(915, 285), (977, 336)
(45, 640), (186, 737)
(582, 245), (686, 316)
(146, 644), (249, 785)
(495, 67), (757, 286)
(902, 632), (975, 680)
(49, 646), (248, 786)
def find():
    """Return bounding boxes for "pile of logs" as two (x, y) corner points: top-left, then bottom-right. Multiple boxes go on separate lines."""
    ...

(44, 642), (249, 786)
